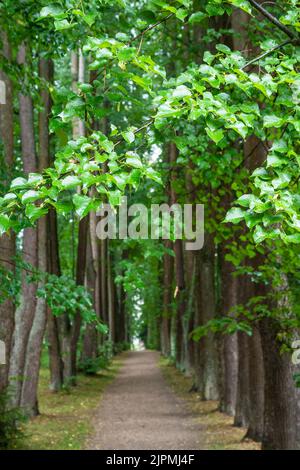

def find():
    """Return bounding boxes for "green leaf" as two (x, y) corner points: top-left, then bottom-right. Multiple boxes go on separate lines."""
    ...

(145, 167), (162, 184)
(21, 190), (41, 204)
(126, 152), (143, 168)
(228, 0), (252, 15)
(253, 225), (268, 244)
(61, 176), (81, 189)
(231, 121), (248, 139)
(73, 194), (92, 218)
(28, 173), (44, 185)
(108, 190), (122, 206)
(263, 115), (284, 128)
(236, 194), (257, 208)
(272, 172), (291, 189)
(172, 85), (192, 99)
(216, 44), (231, 54)
(189, 12), (207, 23)
(39, 5), (64, 19)
(117, 47), (136, 62)
(25, 204), (48, 222)
(10, 177), (28, 190)
(156, 103), (183, 119)
(283, 234), (300, 244)
(54, 19), (74, 30)
(122, 130), (135, 144)
(206, 127), (224, 144)
(112, 174), (128, 191)
(224, 207), (245, 224)
(176, 8), (189, 21)
(0, 215), (11, 235)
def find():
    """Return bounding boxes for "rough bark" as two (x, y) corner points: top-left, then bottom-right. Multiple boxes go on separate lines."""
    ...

(47, 209), (64, 391)
(82, 227), (98, 362)
(234, 275), (251, 427)
(260, 317), (297, 449)
(69, 216), (89, 378)
(19, 58), (52, 415)
(8, 43), (38, 406)
(218, 247), (238, 416)
(0, 32), (15, 393)
(161, 240), (173, 357)
(199, 233), (219, 400)
(234, 331), (250, 427)
(245, 326), (264, 441)
(169, 142), (186, 369)
(107, 242), (116, 344)
(20, 215), (48, 416)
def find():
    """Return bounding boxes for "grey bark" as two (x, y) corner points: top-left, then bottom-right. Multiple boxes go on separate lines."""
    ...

(0, 32), (15, 393)
(9, 44), (38, 406)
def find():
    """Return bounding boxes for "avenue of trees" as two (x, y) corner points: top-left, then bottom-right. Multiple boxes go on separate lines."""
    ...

(0, 0), (300, 450)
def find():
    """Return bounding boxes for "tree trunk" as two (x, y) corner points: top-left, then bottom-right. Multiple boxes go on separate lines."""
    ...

(161, 241), (173, 357)
(234, 331), (250, 427)
(69, 216), (89, 378)
(245, 326), (264, 441)
(168, 142), (186, 369)
(19, 57), (52, 416)
(218, 246), (238, 416)
(9, 43), (38, 407)
(199, 234), (219, 400)
(82, 226), (98, 362)
(234, 275), (251, 427)
(0, 32), (15, 393)
(47, 209), (64, 391)
(20, 215), (48, 416)
(260, 318), (297, 449)
(107, 242), (116, 344)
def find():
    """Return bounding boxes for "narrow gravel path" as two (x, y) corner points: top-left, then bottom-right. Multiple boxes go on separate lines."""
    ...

(86, 350), (203, 450)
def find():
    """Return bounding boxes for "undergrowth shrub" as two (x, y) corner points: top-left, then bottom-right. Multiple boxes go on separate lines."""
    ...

(0, 390), (26, 449)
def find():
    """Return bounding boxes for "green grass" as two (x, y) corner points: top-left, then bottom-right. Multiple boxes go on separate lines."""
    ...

(159, 357), (260, 451)
(17, 357), (121, 450)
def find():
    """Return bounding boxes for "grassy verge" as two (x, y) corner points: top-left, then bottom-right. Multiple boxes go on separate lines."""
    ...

(17, 356), (121, 450)
(160, 357), (260, 451)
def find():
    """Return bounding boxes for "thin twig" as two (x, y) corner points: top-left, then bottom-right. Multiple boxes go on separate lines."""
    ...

(129, 13), (174, 44)
(248, 0), (297, 39)
(241, 39), (292, 70)
(114, 119), (155, 148)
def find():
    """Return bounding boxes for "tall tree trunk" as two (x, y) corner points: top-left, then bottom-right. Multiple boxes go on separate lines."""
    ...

(260, 317), (297, 449)
(161, 240), (173, 357)
(100, 239), (108, 325)
(20, 215), (48, 416)
(218, 246), (238, 416)
(199, 233), (219, 400)
(107, 242), (116, 344)
(192, 251), (204, 392)
(245, 326), (264, 441)
(82, 226), (98, 362)
(234, 330), (250, 427)
(69, 216), (89, 378)
(47, 209), (64, 391)
(38, 58), (64, 393)
(9, 43), (38, 407)
(234, 275), (251, 427)
(169, 142), (186, 369)
(183, 251), (196, 373)
(65, 50), (88, 380)
(0, 32), (15, 393)
(19, 57), (52, 416)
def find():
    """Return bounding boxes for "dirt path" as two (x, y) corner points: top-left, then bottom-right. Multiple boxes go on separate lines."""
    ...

(86, 350), (203, 450)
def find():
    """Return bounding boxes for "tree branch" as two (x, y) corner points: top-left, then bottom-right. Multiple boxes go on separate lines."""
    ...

(241, 38), (293, 70)
(129, 13), (174, 44)
(248, 0), (297, 39)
